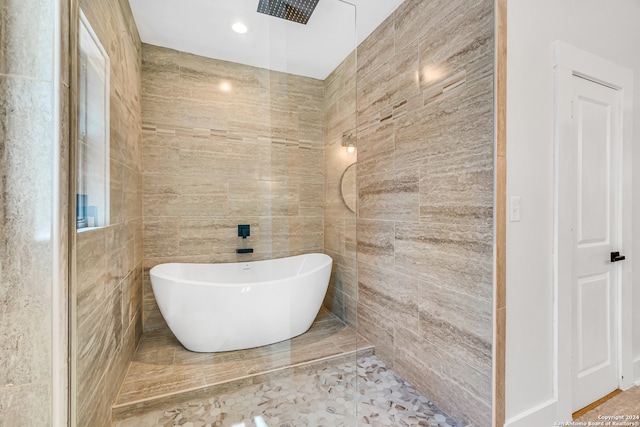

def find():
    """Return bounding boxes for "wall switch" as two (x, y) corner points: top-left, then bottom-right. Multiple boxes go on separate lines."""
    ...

(510, 196), (521, 222)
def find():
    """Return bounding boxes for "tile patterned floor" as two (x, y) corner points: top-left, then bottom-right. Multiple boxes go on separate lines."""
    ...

(113, 355), (461, 427)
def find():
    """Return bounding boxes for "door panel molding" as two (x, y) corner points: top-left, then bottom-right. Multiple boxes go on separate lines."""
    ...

(554, 40), (634, 420)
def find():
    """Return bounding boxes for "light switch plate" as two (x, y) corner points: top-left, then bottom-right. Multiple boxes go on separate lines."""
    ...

(510, 196), (521, 222)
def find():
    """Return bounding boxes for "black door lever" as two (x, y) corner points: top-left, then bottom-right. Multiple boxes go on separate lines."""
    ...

(611, 251), (626, 262)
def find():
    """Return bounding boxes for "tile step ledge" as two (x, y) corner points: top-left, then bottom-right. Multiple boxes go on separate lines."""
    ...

(111, 345), (374, 422)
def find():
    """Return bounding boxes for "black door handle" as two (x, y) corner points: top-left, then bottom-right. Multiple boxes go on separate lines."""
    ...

(611, 251), (626, 262)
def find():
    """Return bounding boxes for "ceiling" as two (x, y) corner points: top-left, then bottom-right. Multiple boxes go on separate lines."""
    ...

(128, 0), (405, 80)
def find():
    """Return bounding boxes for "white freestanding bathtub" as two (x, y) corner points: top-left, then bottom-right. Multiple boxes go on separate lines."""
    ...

(150, 253), (332, 352)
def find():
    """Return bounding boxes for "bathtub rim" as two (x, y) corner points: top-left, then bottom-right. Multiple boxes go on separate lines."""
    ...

(150, 252), (333, 288)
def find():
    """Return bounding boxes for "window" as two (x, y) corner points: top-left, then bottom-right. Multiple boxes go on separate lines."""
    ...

(77, 11), (109, 230)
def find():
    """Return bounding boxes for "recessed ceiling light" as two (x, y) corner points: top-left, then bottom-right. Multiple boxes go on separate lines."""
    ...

(232, 22), (248, 34)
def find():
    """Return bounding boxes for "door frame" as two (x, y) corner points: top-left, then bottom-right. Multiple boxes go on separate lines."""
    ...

(554, 40), (634, 419)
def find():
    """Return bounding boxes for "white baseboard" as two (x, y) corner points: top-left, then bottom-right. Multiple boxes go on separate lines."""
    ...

(505, 399), (559, 427)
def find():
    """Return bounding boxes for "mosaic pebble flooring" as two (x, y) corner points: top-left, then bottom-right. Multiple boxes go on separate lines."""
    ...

(113, 355), (461, 427)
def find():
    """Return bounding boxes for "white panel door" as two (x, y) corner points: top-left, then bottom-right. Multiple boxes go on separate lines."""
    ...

(571, 75), (622, 412)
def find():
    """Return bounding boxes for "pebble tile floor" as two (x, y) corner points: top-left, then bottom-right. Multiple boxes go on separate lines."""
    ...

(113, 355), (461, 427)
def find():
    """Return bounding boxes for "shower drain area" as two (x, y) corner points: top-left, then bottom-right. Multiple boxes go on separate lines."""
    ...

(113, 355), (461, 427)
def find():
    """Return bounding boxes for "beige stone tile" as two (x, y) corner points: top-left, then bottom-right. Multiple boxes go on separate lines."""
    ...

(134, 328), (180, 354)
(323, 277), (347, 323)
(342, 293), (358, 329)
(298, 106), (324, 144)
(356, 305), (395, 365)
(142, 293), (169, 333)
(109, 158), (125, 224)
(324, 176), (352, 219)
(129, 350), (176, 377)
(287, 147), (324, 184)
(395, 325), (491, 407)
(288, 216), (323, 253)
(109, 87), (128, 167)
(78, 371), (110, 427)
(332, 262), (357, 301)
(393, 107), (428, 174)
(228, 179), (297, 217)
(393, 345), (491, 427)
(105, 223), (128, 289)
(203, 361), (253, 385)
(76, 227), (107, 324)
(122, 266), (143, 328)
(0, 0), (54, 80)
(299, 182), (323, 217)
(418, 0), (493, 90)
(127, 158), (142, 201)
(344, 216), (356, 255)
(0, 80), (55, 391)
(357, 13), (395, 80)
(358, 168), (420, 221)
(141, 44), (182, 98)
(357, 41), (420, 130)
(324, 218), (345, 255)
(358, 261), (419, 331)
(418, 273), (492, 338)
(143, 94), (228, 130)
(394, 0), (458, 54)
(178, 50), (262, 101)
(178, 218), (244, 257)
(133, 217), (144, 266)
(357, 219), (395, 269)
(143, 181), (230, 218)
(142, 217), (180, 258)
(418, 308), (492, 377)
(76, 294), (117, 405)
(179, 136), (265, 180)
(423, 110), (493, 160)
(142, 140), (180, 175)
(357, 121), (394, 178)
(395, 221), (493, 301)
(106, 322), (139, 412)
(117, 371), (206, 405)
(0, 382), (51, 426)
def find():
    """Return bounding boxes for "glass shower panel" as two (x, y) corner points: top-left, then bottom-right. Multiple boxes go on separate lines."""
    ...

(77, 1), (359, 425)
(217, 1), (360, 425)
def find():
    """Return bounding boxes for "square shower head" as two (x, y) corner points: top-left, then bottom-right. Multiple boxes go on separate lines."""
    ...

(257, 0), (320, 25)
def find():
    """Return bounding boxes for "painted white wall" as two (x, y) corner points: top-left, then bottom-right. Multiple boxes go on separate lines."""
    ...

(505, 0), (640, 425)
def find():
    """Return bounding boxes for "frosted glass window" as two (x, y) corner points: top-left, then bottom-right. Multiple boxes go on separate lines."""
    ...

(77, 11), (109, 230)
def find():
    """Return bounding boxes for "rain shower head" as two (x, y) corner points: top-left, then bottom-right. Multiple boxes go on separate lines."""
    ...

(257, 0), (320, 25)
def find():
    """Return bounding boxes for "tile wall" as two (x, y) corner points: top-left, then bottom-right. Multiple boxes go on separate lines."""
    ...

(323, 52), (358, 326)
(0, 0), (59, 424)
(141, 45), (325, 331)
(354, 0), (495, 426)
(74, 0), (143, 425)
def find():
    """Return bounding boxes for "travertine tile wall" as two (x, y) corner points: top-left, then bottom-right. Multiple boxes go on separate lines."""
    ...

(355, 1), (494, 426)
(323, 52), (357, 326)
(74, 0), (143, 425)
(0, 0), (62, 424)
(141, 45), (325, 331)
